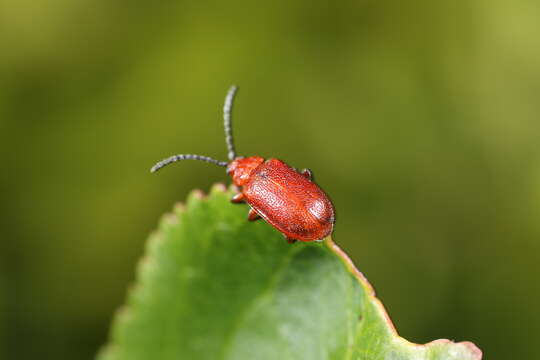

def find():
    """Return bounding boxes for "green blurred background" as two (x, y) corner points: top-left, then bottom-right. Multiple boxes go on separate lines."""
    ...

(1, 0), (539, 359)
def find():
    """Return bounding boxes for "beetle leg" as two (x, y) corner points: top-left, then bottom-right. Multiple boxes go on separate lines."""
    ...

(231, 193), (245, 203)
(286, 237), (297, 244)
(301, 168), (313, 180)
(247, 208), (260, 221)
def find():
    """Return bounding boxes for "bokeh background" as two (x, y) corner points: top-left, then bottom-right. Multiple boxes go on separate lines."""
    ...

(1, 1), (539, 359)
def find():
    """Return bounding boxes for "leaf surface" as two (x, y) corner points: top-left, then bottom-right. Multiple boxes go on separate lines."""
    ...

(98, 184), (482, 360)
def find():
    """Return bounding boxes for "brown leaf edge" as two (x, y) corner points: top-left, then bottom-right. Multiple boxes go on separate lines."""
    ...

(326, 237), (483, 359)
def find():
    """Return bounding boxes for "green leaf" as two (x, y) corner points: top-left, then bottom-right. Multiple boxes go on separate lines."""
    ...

(98, 184), (482, 360)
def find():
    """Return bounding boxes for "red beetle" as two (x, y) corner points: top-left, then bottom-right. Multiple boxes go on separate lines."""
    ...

(151, 86), (335, 243)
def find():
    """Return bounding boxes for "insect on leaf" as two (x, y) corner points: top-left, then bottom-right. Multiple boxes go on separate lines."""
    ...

(97, 184), (482, 360)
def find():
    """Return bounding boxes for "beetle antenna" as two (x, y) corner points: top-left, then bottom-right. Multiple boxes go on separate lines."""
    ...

(224, 85), (239, 160)
(150, 154), (228, 173)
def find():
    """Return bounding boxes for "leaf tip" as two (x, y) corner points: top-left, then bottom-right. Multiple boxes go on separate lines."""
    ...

(461, 341), (483, 359)
(210, 182), (228, 194)
(114, 305), (132, 324)
(420, 339), (483, 360)
(173, 202), (186, 214)
(162, 212), (179, 226)
(188, 189), (207, 202)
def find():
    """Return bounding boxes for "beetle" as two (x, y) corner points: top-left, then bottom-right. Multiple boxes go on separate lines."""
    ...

(150, 85), (335, 243)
